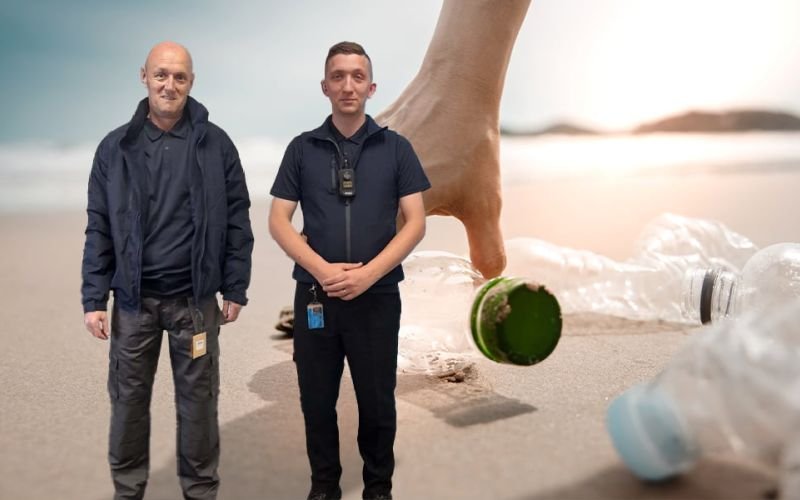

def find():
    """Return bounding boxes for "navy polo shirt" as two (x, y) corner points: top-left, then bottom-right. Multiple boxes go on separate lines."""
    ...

(139, 115), (194, 297)
(329, 118), (368, 167)
(270, 115), (430, 289)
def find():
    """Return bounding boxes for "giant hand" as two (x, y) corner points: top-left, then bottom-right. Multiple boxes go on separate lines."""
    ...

(376, 0), (532, 278)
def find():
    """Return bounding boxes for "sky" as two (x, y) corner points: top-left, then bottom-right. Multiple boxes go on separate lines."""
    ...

(1, 0), (799, 145)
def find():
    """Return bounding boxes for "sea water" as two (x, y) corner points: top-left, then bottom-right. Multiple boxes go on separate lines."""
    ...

(2, 132), (800, 213)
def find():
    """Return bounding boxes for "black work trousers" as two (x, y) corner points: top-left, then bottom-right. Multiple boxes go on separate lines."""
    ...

(293, 282), (401, 499)
(108, 295), (221, 500)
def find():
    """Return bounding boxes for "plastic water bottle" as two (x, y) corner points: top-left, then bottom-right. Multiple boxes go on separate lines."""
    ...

(398, 251), (562, 375)
(502, 213), (758, 323)
(606, 299), (800, 496)
(682, 242), (800, 324)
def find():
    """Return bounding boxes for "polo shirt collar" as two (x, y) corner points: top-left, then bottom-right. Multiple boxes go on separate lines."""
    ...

(309, 114), (387, 142)
(328, 118), (369, 145)
(144, 113), (191, 141)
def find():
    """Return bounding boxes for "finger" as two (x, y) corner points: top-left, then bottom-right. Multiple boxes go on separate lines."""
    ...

(85, 318), (105, 340)
(342, 262), (363, 270)
(461, 209), (506, 279)
(327, 284), (349, 297)
(101, 316), (110, 338)
(321, 276), (342, 287)
(93, 323), (108, 340)
(222, 300), (231, 319)
(341, 287), (360, 301)
(322, 280), (348, 292)
(228, 303), (241, 323)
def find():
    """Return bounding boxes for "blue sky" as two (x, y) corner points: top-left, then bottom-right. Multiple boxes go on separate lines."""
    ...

(2, 0), (799, 145)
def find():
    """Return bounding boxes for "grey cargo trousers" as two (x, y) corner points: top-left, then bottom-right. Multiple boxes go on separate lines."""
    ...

(108, 295), (221, 500)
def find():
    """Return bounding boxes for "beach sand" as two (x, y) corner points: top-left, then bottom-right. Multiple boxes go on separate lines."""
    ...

(2, 168), (793, 499)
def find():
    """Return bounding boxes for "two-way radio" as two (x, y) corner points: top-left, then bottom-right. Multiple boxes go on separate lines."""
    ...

(338, 154), (356, 197)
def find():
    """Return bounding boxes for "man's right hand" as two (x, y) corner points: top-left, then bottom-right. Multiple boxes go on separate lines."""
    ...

(84, 311), (109, 340)
(314, 262), (364, 289)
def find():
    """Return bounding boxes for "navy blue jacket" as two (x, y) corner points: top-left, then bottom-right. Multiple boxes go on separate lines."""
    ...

(271, 115), (430, 287)
(81, 97), (254, 313)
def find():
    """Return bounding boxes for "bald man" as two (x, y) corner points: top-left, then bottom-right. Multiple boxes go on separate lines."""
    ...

(81, 41), (253, 499)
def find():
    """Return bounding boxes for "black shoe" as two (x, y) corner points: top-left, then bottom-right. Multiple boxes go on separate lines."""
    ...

(307, 487), (342, 500)
(364, 494), (392, 500)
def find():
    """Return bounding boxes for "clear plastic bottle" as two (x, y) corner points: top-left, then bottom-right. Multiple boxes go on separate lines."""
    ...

(606, 299), (800, 496)
(502, 213), (758, 322)
(398, 252), (481, 373)
(398, 251), (562, 375)
(398, 213), (760, 373)
(683, 242), (800, 324)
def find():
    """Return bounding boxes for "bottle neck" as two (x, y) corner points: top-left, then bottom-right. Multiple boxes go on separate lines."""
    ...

(684, 268), (740, 324)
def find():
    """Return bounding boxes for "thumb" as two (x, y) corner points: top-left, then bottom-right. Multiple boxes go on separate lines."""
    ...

(462, 213), (506, 279)
(343, 262), (364, 270)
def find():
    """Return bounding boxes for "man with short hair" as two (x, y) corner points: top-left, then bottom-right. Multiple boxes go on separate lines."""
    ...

(269, 41), (429, 500)
(81, 41), (253, 500)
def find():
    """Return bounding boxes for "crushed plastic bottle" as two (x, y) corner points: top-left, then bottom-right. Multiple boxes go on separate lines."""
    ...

(502, 213), (758, 322)
(398, 213), (795, 374)
(683, 242), (800, 324)
(606, 298), (800, 497)
(398, 252), (481, 374)
(398, 251), (561, 375)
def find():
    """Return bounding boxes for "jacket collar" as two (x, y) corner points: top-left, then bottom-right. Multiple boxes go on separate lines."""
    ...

(308, 114), (386, 142)
(121, 96), (209, 146)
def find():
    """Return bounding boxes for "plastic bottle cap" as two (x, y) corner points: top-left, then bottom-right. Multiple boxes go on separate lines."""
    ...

(606, 384), (697, 481)
(470, 277), (562, 365)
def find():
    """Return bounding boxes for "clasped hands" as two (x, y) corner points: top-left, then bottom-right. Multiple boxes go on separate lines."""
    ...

(316, 262), (375, 301)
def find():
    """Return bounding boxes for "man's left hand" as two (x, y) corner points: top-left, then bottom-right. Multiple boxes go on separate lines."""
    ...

(322, 266), (378, 301)
(222, 300), (243, 323)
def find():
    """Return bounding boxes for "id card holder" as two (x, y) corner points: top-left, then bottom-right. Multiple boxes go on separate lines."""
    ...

(307, 302), (324, 329)
(191, 332), (207, 359)
(188, 297), (208, 359)
(306, 283), (324, 330)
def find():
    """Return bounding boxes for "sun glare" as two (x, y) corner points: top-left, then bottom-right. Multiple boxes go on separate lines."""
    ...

(506, 0), (800, 131)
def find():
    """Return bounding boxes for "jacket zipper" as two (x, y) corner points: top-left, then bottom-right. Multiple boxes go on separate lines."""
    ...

(121, 148), (145, 307)
(192, 128), (208, 303)
(324, 138), (353, 262)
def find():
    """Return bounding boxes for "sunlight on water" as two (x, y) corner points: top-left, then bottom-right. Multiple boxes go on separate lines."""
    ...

(501, 132), (800, 181)
(2, 132), (800, 212)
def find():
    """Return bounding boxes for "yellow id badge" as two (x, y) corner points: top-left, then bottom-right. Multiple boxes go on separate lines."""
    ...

(191, 332), (207, 359)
